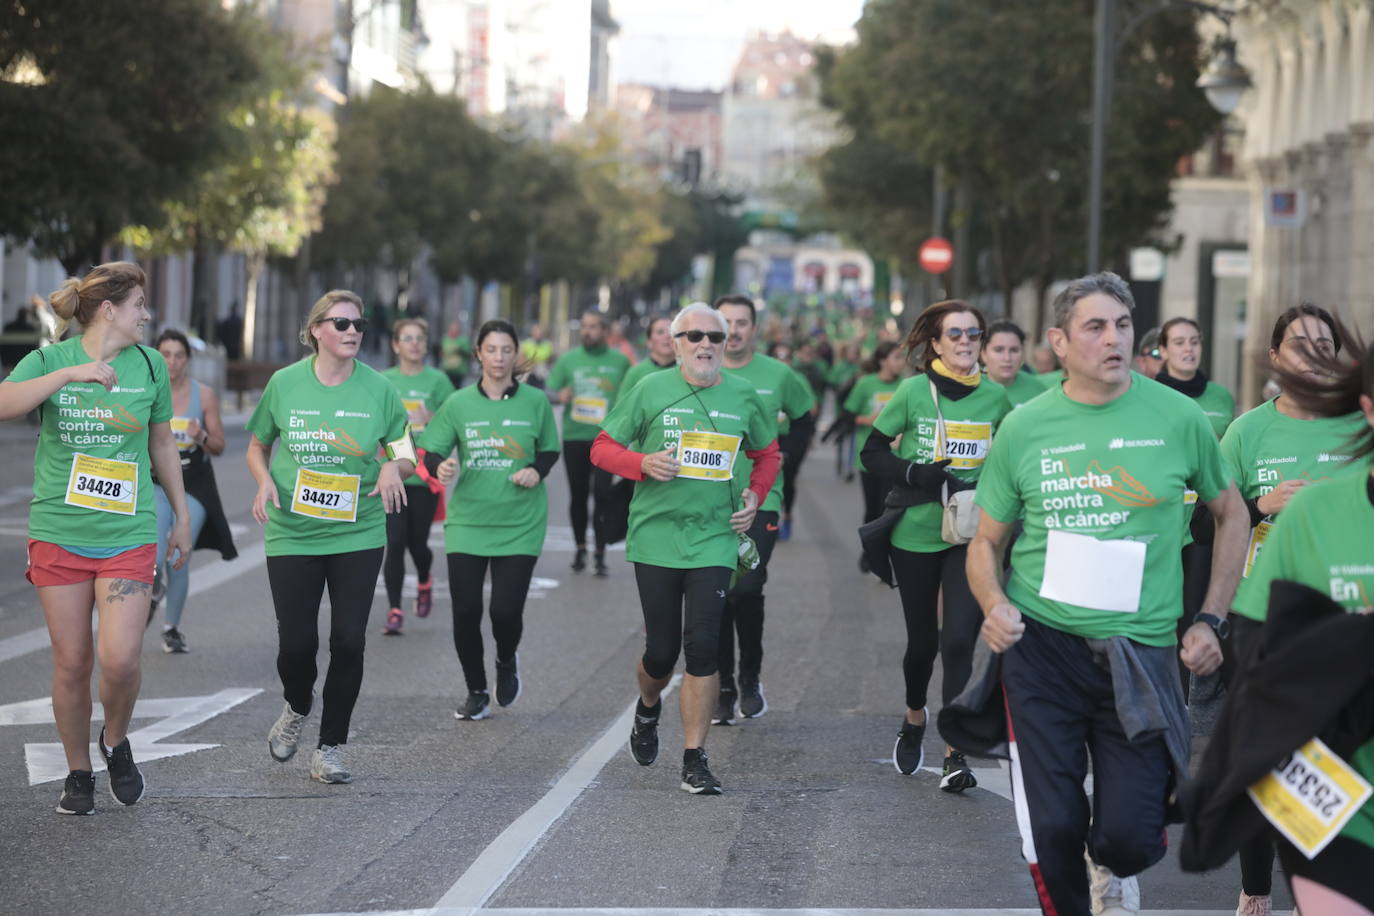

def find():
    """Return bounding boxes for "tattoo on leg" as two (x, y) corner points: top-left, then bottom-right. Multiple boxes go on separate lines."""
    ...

(104, 578), (151, 605)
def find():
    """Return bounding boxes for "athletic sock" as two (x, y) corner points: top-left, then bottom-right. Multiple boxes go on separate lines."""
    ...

(683, 748), (704, 764)
(636, 699), (661, 719)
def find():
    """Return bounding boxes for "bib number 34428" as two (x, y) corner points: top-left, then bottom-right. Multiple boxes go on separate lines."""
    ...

(290, 468), (361, 523)
(64, 453), (138, 516)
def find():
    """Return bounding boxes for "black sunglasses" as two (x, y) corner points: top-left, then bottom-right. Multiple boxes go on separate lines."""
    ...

(317, 317), (369, 333)
(674, 330), (726, 344)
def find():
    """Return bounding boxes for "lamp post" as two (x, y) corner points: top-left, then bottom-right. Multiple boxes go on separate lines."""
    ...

(1086, 0), (1253, 272)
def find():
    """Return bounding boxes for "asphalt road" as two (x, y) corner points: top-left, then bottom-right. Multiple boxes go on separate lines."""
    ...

(0, 409), (1292, 915)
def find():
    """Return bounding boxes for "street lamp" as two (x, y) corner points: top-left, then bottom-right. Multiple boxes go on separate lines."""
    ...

(1087, 1), (1252, 272)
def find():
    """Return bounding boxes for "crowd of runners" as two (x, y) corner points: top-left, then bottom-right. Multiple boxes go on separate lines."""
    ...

(3, 261), (1372, 915)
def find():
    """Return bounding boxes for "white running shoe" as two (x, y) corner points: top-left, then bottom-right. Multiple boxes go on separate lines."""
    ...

(1087, 851), (1140, 915)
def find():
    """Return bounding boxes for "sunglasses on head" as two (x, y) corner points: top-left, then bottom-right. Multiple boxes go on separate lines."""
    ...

(674, 330), (726, 344)
(318, 317), (368, 333)
(944, 327), (983, 341)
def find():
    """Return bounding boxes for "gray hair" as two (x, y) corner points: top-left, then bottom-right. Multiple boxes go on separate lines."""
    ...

(670, 302), (727, 337)
(1051, 271), (1135, 330)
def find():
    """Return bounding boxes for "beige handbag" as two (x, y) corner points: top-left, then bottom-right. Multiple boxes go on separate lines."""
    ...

(929, 379), (981, 546)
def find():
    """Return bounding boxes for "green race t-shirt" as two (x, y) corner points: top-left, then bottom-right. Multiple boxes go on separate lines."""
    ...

(974, 374), (1229, 645)
(382, 365), (456, 486)
(723, 353), (812, 513)
(601, 368), (776, 570)
(246, 358), (408, 557)
(620, 357), (675, 396)
(844, 372), (903, 473)
(417, 382), (559, 557)
(10, 337), (172, 548)
(440, 335), (470, 376)
(1000, 371), (1051, 410)
(1195, 380), (1236, 439)
(1221, 399), (1367, 621)
(827, 360), (860, 392)
(873, 373), (1011, 553)
(547, 345), (631, 441)
(1037, 369), (1067, 390)
(1244, 463), (1374, 850)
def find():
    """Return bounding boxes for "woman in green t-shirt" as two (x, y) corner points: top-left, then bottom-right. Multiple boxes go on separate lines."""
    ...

(247, 290), (413, 786)
(380, 317), (456, 635)
(861, 300), (1011, 793)
(0, 261), (192, 815)
(845, 341), (905, 526)
(981, 319), (1048, 410)
(1220, 329), (1374, 914)
(417, 320), (560, 722)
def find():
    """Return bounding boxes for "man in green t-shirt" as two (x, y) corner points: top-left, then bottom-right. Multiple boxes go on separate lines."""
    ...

(620, 315), (676, 395)
(714, 294), (815, 724)
(966, 271), (1250, 916)
(547, 310), (631, 576)
(591, 303), (781, 795)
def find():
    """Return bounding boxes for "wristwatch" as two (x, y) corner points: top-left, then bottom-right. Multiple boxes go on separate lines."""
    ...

(1192, 612), (1230, 640)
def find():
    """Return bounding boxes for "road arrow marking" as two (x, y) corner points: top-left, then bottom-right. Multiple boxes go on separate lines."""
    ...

(2, 687), (262, 786)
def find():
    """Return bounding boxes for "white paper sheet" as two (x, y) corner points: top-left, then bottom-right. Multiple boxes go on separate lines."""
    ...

(1039, 528), (1146, 613)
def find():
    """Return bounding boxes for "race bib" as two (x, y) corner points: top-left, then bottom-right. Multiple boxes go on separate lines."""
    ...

(873, 390), (894, 412)
(65, 454), (138, 516)
(1243, 520), (1272, 578)
(1040, 529), (1146, 613)
(571, 395), (608, 425)
(676, 430), (742, 481)
(402, 398), (427, 432)
(170, 417), (195, 452)
(1248, 737), (1372, 860)
(290, 468), (361, 523)
(1184, 489), (1198, 506)
(937, 421), (992, 469)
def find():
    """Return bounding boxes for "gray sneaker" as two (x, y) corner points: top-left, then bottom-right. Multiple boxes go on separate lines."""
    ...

(738, 675), (767, 719)
(310, 744), (352, 784)
(268, 701), (310, 762)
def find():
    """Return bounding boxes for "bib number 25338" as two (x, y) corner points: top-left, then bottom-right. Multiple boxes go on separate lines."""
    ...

(65, 453), (138, 516)
(290, 468), (361, 523)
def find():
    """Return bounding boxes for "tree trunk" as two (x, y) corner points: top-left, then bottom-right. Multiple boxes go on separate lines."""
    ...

(242, 250), (266, 362)
(190, 231), (217, 341)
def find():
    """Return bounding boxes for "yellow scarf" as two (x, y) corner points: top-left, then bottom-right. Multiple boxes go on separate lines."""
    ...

(930, 358), (982, 387)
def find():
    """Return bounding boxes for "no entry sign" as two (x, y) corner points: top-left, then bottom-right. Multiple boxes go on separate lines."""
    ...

(919, 237), (954, 275)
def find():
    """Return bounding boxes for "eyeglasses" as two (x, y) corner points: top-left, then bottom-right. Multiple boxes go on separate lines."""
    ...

(318, 317), (368, 333)
(674, 330), (726, 344)
(944, 327), (983, 341)
(396, 334), (426, 344)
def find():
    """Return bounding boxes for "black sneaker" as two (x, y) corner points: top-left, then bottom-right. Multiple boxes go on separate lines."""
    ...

(56, 770), (95, 815)
(711, 686), (738, 726)
(680, 751), (723, 795)
(893, 712), (926, 776)
(98, 728), (145, 806)
(593, 551), (608, 577)
(495, 656), (521, 708)
(629, 709), (660, 766)
(454, 691), (491, 720)
(161, 626), (188, 654)
(571, 547), (587, 572)
(738, 675), (767, 719)
(940, 751), (978, 793)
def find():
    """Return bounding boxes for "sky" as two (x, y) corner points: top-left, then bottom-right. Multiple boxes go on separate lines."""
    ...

(613, 0), (867, 91)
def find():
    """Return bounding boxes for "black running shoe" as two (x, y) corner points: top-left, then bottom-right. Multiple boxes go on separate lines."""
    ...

(98, 728), (145, 806)
(711, 686), (738, 726)
(893, 714), (926, 776)
(56, 770), (95, 815)
(680, 751), (722, 795)
(454, 691), (491, 720)
(629, 710), (659, 766)
(495, 656), (521, 708)
(738, 675), (767, 719)
(161, 626), (187, 654)
(593, 551), (608, 577)
(940, 751), (978, 793)
(571, 547), (587, 572)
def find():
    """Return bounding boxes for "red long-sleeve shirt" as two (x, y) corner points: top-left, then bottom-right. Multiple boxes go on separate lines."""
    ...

(591, 430), (781, 507)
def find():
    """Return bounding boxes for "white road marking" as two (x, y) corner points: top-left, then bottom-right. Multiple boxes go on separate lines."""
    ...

(297, 908), (1237, 916)
(0, 541), (267, 667)
(5, 687), (262, 785)
(432, 675), (683, 912)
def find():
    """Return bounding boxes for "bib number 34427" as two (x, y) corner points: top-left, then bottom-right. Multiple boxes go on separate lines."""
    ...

(65, 453), (138, 516)
(290, 468), (361, 523)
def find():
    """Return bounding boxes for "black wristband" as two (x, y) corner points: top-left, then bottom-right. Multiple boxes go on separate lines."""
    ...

(1192, 612), (1230, 640)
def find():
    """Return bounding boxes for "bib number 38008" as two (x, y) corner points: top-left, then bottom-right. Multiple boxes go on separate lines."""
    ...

(290, 468), (361, 522)
(676, 431), (742, 481)
(64, 453), (138, 516)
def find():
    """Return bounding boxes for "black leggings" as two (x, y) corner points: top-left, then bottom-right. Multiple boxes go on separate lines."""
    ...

(718, 510), (779, 688)
(563, 440), (613, 551)
(447, 553), (538, 692)
(890, 544), (982, 711)
(634, 563), (732, 679)
(1177, 540), (1212, 698)
(266, 548), (385, 747)
(860, 471), (890, 524)
(1224, 614), (1277, 897)
(383, 484), (440, 608)
(782, 438), (810, 517)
